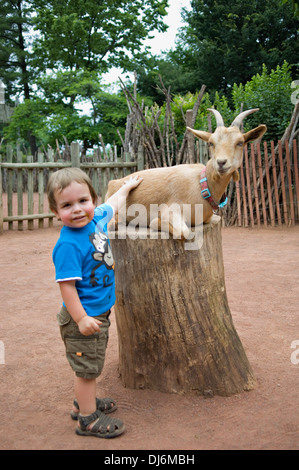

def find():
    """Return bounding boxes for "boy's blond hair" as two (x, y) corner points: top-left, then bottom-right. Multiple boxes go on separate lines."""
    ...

(47, 168), (98, 213)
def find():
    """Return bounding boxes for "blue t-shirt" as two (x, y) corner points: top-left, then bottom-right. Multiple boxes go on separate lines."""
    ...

(52, 203), (115, 316)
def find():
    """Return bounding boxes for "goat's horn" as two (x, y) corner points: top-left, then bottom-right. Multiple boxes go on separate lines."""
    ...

(207, 108), (224, 127)
(231, 108), (259, 128)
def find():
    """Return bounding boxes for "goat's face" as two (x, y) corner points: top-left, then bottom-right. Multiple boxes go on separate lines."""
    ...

(187, 108), (267, 178)
(208, 126), (245, 176)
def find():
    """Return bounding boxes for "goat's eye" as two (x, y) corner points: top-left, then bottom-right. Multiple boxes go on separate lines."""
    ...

(209, 142), (214, 148)
(236, 141), (243, 147)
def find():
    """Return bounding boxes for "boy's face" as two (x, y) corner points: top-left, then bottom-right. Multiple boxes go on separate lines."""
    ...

(53, 181), (96, 228)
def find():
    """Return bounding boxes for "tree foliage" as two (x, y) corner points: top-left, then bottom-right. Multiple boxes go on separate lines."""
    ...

(31, 0), (168, 74)
(282, 0), (299, 16)
(150, 62), (294, 144)
(0, 1), (34, 102)
(136, 0), (299, 98)
(178, 0), (299, 94)
(0, 0), (298, 151)
(232, 62), (294, 141)
(0, 0), (168, 150)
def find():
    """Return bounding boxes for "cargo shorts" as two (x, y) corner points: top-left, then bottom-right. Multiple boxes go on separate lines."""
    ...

(57, 306), (111, 380)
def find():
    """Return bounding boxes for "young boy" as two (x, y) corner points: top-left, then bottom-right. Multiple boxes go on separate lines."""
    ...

(47, 167), (142, 438)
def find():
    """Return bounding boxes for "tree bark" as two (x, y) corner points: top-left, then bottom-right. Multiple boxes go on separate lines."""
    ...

(110, 216), (257, 396)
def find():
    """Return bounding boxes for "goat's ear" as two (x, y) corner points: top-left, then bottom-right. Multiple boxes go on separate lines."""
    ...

(187, 127), (211, 142)
(232, 170), (239, 182)
(243, 125), (267, 143)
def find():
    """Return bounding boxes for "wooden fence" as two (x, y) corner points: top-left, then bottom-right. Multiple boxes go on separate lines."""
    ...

(221, 139), (299, 228)
(0, 142), (143, 232)
(0, 138), (298, 232)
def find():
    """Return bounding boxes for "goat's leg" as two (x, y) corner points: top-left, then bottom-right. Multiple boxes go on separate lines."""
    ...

(150, 209), (190, 240)
(150, 216), (188, 240)
(168, 211), (190, 239)
(156, 209), (190, 239)
(149, 217), (170, 236)
(149, 216), (161, 232)
(203, 214), (213, 224)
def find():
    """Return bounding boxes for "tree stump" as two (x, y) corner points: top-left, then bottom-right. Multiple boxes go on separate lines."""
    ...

(110, 216), (256, 396)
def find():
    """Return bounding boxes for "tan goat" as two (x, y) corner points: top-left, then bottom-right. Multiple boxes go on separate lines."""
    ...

(106, 108), (266, 239)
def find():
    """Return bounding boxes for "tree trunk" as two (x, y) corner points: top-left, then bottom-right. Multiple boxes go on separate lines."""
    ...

(110, 216), (257, 396)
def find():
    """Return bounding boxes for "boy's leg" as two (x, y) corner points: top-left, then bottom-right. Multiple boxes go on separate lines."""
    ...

(74, 376), (97, 416)
(74, 375), (125, 437)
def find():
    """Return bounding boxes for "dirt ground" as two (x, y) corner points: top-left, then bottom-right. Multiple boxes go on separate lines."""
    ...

(0, 222), (298, 451)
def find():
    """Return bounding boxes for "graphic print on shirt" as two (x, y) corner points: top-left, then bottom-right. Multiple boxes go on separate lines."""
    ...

(89, 231), (114, 287)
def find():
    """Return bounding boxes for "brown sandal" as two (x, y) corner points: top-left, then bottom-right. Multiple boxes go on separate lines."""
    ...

(70, 397), (117, 420)
(76, 409), (125, 439)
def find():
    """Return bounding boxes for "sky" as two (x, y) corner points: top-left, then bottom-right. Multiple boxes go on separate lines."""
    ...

(77, 1), (191, 113)
(142, 0), (191, 55)
(102, 0), (191, 86)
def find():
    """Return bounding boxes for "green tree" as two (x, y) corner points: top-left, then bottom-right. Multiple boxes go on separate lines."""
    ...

(0, 1), (38, 152)
(0, 0), (169, 151)
(134, 53), (197, 105)
(232, 62), (294, 141)
(171, 0), (299, 94)
(282, 0), (299, 16)
(0, 0), (34, 101)
(3, 97), (49, 146)
(31, 0), (169, 75)
(141, 61), (294, 147)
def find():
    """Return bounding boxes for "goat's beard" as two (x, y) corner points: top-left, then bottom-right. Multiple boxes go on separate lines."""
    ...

(232, 170), (239, 182)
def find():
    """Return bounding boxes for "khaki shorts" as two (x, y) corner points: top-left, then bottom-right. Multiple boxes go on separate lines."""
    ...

(57, 306), (111, 380)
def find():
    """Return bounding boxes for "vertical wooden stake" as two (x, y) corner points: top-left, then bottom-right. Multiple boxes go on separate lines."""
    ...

(264, 142), (275, 227)
(244, 146), (254, 227)
(27, 155), (34, 230)
(251, 144), (260, 227)
(293, 140), (299, 220)
(271, 141), (282, 226)
(17, 146), (23, 231)
(285, 141), (295, 226)
(278, 141), (288, 225)
(257, 143), (267, 226)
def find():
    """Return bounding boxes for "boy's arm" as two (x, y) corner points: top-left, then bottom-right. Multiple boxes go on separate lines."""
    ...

(106, 175), (143, 215)
(59, 280), (101, 335)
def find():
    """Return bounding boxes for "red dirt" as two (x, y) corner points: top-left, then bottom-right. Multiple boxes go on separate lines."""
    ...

(0, 224), (298, 450)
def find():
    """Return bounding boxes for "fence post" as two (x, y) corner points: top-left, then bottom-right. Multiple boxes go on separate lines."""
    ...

(17, 145), (23, 231)
(293, 140), (299, 220)
(48, 148), (54, 228)
(264, 142), (275, 227)
(244, 145), (254, 227)
(38, 152), (44, 229)
(271, 141), (282, 226)
(27, 155), (34, 230)
(137, 144), (144, 171)
(186, 109), (195, 163)
(7, 145), (13, 230)
(0, 153), (3, 234)
(250, 144), (260, 227)
(124, 150), (131, 177)
(278, 140), (288, 225)
(71, 142), (80, 167)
